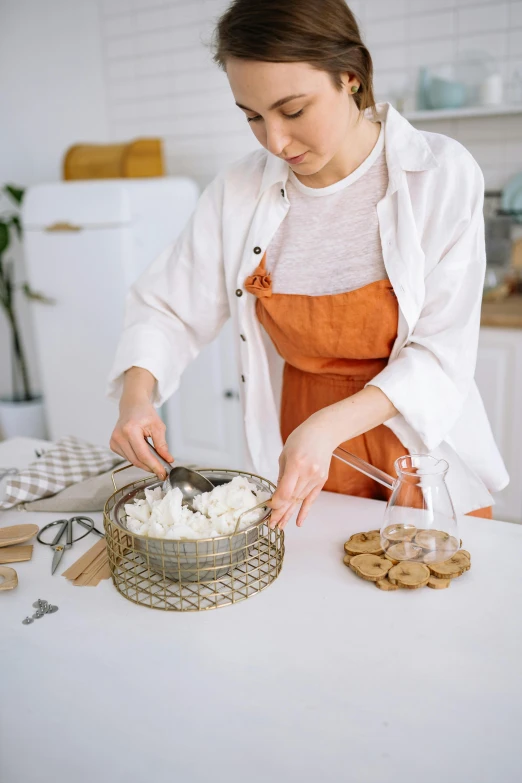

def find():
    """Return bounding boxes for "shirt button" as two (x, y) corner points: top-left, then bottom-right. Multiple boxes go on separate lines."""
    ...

(280, 188), (285, 197)
(241, 374), (246, 382)
(235, 289), (243, 297)
(253, 246), (262, 254)
(240, 334), (246, 341)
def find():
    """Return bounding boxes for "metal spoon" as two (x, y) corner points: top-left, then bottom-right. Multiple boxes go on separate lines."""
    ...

(147, 442), (214, 503)
(233, 497), (273, 534)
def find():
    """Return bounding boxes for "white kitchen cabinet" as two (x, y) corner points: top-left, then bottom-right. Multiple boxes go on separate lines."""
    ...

(163, 320), (246, 468)
(475, 327), (522, 523)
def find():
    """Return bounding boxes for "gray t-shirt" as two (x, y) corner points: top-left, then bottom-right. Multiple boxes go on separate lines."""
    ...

(266, 123), (388, 295)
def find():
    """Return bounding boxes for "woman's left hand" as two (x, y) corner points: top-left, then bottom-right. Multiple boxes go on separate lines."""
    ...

(269, 413), (338, 530)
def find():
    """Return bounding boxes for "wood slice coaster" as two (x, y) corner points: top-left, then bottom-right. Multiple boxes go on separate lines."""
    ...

(350, 553), (392, 581)
(382, 524), (417, 542)
(384, 541), (423, 562)
(375, 577), (399, 591)
(342, 530), (471, 592)
(388, 562), (430, 589)
(415, 531), (460, 565)
(427, 576), (451, 589)
(343, 530), (383, 556)
(415, 529), (456, 549)
(428, 551), (470, 579)
(422, 550), (447, 565)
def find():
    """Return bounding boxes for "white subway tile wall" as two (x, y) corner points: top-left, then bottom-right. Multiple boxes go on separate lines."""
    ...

(99, 0), (522, 189)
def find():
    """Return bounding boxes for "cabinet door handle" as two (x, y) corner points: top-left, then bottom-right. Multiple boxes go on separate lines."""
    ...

(223, 389), (239, 400)
(44, 221), (83, 232)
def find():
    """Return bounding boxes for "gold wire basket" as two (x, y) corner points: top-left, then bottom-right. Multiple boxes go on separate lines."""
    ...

(103, 465), (284, 612)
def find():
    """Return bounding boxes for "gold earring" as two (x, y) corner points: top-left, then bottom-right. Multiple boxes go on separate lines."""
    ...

(351, 85), (359, 93)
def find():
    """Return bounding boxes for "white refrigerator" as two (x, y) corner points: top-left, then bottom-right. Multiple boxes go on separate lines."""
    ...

(22, 177), (199, 447)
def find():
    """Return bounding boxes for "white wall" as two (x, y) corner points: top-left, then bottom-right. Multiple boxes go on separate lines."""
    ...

(360, 0), (522, 190)
(99, 0), (522, 189)
(5, 0), (519, 192)
(0, 0), (109, 401)
(0, 0), (109, 185)
(100, 0), (254, 187)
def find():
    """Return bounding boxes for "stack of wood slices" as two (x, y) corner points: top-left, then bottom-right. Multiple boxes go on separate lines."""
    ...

(343, 526), (471, 591)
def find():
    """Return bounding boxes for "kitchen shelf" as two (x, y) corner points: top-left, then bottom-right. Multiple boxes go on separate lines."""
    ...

(481, 294), (522, 329)
(404, 104), (522, 122)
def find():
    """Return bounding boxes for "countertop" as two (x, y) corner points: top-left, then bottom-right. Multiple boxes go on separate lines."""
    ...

(481, 294), (522, 328)
(1, 463), (522, 783)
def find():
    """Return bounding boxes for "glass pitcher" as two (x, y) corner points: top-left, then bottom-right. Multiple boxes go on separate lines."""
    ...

(333, 447), (459, 564)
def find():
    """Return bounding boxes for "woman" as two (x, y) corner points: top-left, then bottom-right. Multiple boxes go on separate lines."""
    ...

(108, 0), (508, 529)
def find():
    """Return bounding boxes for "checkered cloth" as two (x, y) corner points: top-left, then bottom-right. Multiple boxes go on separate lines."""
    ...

(0, 436), (123, 510)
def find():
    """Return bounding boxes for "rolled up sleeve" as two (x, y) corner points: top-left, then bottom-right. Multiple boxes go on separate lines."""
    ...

(369, 158), (486, 451)
(107, 175), (230, 406)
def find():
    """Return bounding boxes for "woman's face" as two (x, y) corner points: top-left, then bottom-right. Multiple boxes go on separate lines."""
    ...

(226, 59), (359, 176)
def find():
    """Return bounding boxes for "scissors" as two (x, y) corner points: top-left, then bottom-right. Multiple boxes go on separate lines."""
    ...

(37, 516), (105, 574)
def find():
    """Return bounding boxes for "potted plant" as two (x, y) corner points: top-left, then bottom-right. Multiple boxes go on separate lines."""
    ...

(0, 184), (53, 439)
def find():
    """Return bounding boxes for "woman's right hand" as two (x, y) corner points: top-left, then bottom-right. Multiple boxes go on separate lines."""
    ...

(109, 367), (174, 479)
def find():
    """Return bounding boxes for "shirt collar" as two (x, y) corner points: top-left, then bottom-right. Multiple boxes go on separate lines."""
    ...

(258, 102), (439, 197)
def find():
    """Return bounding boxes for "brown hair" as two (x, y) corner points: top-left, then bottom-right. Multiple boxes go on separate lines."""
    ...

(212, 0), (375, 113)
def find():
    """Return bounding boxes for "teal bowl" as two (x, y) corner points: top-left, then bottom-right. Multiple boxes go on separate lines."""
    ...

(427, 77), (467, 110)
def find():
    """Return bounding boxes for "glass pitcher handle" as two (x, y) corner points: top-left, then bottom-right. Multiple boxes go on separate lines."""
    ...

(332, 446), (396, 491)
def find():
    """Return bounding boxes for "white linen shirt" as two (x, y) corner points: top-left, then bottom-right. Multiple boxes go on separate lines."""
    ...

(108, 102), (509, 516)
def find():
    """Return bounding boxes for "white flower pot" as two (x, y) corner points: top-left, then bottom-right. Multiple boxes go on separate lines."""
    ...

(0, 396), (48, 440)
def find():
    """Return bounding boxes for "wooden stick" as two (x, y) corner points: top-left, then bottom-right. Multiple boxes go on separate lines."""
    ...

(0, 566), (18, 591)
(73, 555), (108, 586)
(78, 550), (107, 580)
(0, 545), (33, 564)
(90, 561), (112, 585)
(62, 538), (106, 580)
(86, 558), (110, 586)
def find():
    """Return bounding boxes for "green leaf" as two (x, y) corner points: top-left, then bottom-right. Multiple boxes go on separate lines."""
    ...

(0, 221), (9, 255)
(21, 283), (55, 305)
(4, 185), (24, 205)
(10, 215), (22, 239)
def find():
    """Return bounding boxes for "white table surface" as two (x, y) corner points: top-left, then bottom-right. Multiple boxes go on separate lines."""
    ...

(1, 440), (522, 783)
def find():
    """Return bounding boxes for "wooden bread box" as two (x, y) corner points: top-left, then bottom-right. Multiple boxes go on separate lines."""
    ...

(63, 138), (164, 180)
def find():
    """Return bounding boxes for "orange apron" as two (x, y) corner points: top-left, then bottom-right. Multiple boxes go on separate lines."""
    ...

(245, 254), (491, 518)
